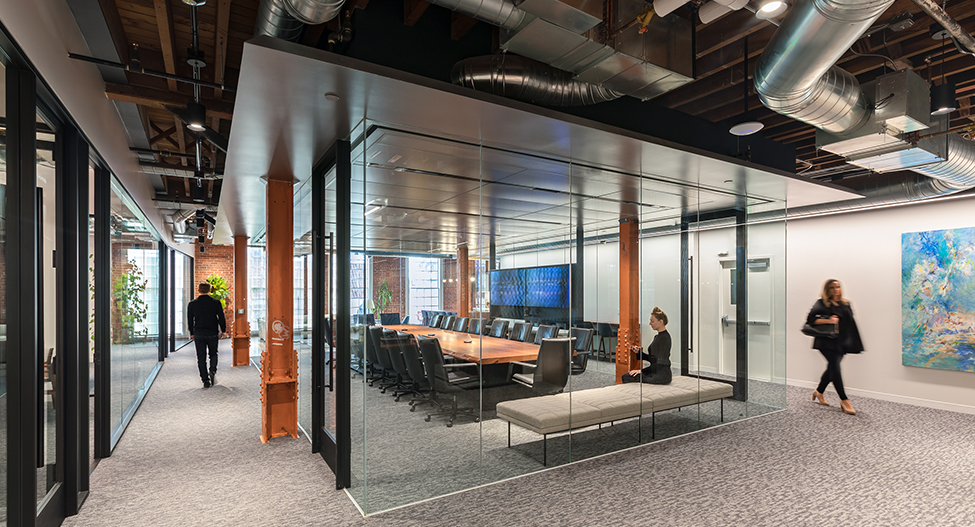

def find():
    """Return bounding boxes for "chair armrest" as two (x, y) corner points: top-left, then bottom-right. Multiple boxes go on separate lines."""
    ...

(511, 361), (536, 370)
(444, 362), (478, 369)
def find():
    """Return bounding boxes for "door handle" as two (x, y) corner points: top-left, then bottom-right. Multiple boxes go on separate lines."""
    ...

(722, 315), (770, 327)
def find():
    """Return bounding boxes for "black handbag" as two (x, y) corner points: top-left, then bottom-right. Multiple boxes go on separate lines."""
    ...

(802, 321), (836, 338)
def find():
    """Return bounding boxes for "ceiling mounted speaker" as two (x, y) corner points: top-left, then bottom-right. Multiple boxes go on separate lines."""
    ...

(699, 1), (733, 23)
(654, 0), (687, 17)
(930, 82), (957, 116)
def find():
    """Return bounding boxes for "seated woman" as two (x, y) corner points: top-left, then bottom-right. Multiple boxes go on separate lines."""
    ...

(620, 307), (672, 385)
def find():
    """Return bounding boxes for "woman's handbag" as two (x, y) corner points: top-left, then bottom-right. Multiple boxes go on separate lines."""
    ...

(801, 321), (836, 338)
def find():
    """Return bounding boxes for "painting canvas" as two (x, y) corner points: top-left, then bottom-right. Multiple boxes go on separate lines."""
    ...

(902, 227), (975, 372)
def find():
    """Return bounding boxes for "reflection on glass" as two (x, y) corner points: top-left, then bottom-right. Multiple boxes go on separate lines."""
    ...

(37, 111), (58, 506)
(173, 252), (194, 350)
(294, 182), (313, 438)
(248, 246), (266, 367)
(109, 179), (161, 446)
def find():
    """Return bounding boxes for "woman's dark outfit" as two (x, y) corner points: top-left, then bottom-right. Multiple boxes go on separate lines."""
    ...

(806, 299), (864, 400)
(621, 330), (672, 385)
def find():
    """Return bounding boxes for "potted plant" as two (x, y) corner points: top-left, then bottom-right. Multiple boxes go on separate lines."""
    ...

(374, 280), (392, 315)
(111, 260), (148, 344)
(206, 274), (230, 309)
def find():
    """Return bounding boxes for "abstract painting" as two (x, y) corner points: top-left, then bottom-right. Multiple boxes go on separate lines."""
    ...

(902, 227), (975, 373)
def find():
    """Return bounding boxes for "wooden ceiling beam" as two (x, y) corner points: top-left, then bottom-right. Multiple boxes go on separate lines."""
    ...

(451, 12), (479, 41)
(695, 12), (769, 58)
(149, 124), (179, 148)
(405, 0), (431, 26)
(105, 83), (235, 119)
(174, 115), (188, 166)
(153, 0), (179, 92)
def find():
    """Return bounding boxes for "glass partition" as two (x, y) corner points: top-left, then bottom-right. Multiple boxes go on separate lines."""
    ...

(173, 251), (194, 350)
(248, 245), (267, 366)
(37, 110), (58, 506)
(294, 181), (313, 438)
(0, 62), (6, 525)
(339, 118), (789, 514)
(109, 178), (161, 446)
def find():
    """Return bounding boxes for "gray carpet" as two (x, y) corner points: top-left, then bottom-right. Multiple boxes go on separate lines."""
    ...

(63, 341), (975, 527)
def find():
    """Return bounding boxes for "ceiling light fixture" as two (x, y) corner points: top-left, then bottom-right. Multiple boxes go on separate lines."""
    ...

(729, 121), (765, 136)
(324, 92), (340, 102)
(186, 101), (207, 132)
(930, 25), (957, 116)
(364, 198), (387, 217)
(755, 0), (788, 19)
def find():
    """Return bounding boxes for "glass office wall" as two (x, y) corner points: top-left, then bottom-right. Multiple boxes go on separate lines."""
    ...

(294, 181), (313, 437)
(337, 117), (789, 514)
(109, 178), (161, 445)
(37, 110), (59, 507)
(173, 251), (194, 350)
(0, 61), (7, 525)
(248, 245), (267, 366)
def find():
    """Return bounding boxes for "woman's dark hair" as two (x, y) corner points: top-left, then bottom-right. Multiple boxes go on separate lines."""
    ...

(650, 306), (668, 326)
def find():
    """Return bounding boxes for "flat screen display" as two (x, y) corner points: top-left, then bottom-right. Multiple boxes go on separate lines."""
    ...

(491, 265), (570, 309)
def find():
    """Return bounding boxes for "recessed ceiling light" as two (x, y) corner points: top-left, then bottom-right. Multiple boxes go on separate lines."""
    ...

(755, 0), (788, 19)
(324, 92), (340, 101)
(729, 121), (764, 136)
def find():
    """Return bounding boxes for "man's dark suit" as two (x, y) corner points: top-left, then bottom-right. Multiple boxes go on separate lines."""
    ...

(187, 294), (227, 387)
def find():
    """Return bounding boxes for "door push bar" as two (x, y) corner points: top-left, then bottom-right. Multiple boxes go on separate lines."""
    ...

(721, 315), (771, 327)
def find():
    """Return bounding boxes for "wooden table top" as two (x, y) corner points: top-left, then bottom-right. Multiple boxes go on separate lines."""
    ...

(385, 325), (541, 365)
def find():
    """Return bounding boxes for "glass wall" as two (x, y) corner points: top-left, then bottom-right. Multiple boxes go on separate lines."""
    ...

(294, 181), (313, 438)
(37, 110), (58, 507)
(173, 251), (194, 350)
(334, 118), (789, 514)
(248, 245), (267, 367)
(109, 178), (161, 445)
(0, 60), (7, 525)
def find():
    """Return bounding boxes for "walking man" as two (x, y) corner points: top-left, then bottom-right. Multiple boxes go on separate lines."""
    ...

(188, 282), (227, 388)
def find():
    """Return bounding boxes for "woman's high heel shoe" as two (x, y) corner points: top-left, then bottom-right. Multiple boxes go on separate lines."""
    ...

(812, 390), (830, 406)
(840, 399), (856, 415)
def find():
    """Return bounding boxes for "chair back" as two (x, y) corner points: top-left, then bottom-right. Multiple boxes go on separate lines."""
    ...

(468, 318), (482, 335)
(488, 320), (508, 338)
(366, 326), (390, 369)
(365, 314), (376, 326)
(441, 315), (455, 330)
(533, 338), (571, 395)
(430, 314), (442, 328)
(400, 335), (428, 388)
(401, 315), (410, 325)
(509, 321), (531, 342)
(534, 324), (558, 344)
(453, 317), (469, 332)
(417, 336), (449, 391)
(596, 322), (614, 337)
(570, 328), (593, 352)
(380, 312), (401, 325)
(382, 333), (412, 377)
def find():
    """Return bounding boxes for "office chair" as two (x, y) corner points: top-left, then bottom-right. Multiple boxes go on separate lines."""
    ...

(534, 324), (558, 345)
(429, 314), (442, 328)
(371, 328), (400, 392)
(511, 338), (572, 396)
(401, 315), (410, 325)
(488, 320), (508, 339)
(569, 328), (593, 375)
(380, 312), (401, 325)
(453, 317), (469, 332)
(595, 323), (617, 362)
(468, 318), (483, 335)
(417, 336), (480, 427)
(365, 326), (391, 388)
(508, 321), (531, 342)
(441, 315), (455, 330)
(382, 333), (416, 401)
(400, 335), (432, 409)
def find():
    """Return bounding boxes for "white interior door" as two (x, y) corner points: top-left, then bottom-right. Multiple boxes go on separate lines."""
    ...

(718, 259), (773, 381)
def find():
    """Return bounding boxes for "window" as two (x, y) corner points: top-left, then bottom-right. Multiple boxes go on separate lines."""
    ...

(248, 246), (267, 333)
(351, 252), (365, 315)
(408, 258), (440, 322)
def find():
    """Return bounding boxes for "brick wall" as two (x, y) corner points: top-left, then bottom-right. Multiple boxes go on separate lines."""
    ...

(193, 243), (235, 334)
(442, 258), (458, 313)
(371, 256), (407, 320)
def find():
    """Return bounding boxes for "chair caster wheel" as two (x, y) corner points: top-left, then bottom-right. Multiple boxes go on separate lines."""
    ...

(395, 396), (401, 402)
(410, 406), (416, 412)
(424, 415), (431, 422)
(474, 417), (479, 423)
(446, 422), (453, 428)
(380, 388), (386, 394)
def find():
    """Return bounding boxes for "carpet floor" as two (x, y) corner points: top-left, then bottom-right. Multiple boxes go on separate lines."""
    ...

(62, 341), (975, 527)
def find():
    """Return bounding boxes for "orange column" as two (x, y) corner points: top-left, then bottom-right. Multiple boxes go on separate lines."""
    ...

(457, 244), (470, 317)
(232, 235), (250, 366)
(261, 178), (298, 442)
(617, 218), (641, 382)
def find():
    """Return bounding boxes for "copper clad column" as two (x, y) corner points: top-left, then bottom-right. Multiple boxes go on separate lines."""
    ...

(232, 235), (250, 366)
(617, 219), (641, 382)
(458, 244), (470, 317)
(261, 179), (298, 442)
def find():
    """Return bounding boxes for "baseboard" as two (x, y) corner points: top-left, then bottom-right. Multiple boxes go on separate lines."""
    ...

(787, 378), (975, 415)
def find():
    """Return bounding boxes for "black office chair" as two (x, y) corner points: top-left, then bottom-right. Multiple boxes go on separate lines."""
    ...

(569, 327), (594, 375)
(401, 315), (410, 325)
(400, 335), (432, 409)
(508, 321), (531, 342)
(417, 336), (480, 427)
(468, 318), (483, 335)
(441, 315), (455, 330)
(365, 314), (376, 326)
(372, 328), (400, 393)
(429, 313), (442, 328)
(365, 326), (392, 388)
(512, 338), (572, 396)
(488, 320), (508, 339)
(421, 310), (431, 326)
(595, 323), (617, 362)
(380, 312), (401, 325)
(382, 333), (416, 401)
(453, 317), (469, 332)
(534, 324), (558, 345)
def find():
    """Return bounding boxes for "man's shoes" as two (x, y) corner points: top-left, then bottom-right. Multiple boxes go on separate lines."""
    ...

(209, 371), (216, 386)
(203, 380), (211, 388)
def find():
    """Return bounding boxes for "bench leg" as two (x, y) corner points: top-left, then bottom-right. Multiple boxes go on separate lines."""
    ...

(543, 434), (547, 466)
(652, 412), (655, 440)
(721, 399), (724, 422)
(507, 422), (511, 448)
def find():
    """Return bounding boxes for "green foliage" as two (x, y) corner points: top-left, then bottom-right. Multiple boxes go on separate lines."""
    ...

(374, 280), (393, 314)
(112, 260), (148, 344)
(206, 274), (230, 309)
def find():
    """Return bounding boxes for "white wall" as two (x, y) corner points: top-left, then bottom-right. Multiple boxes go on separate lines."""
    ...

(0, 0), (172, 244)
(788, 196), (975, 414)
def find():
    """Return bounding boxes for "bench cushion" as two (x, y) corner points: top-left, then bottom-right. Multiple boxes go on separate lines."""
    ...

(497, 396), (603, 435)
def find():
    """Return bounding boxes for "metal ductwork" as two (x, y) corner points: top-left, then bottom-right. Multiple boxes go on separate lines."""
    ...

(452, 55), (624, 106)
(283, 0), (346, 25)
(913, 0), (975, 56)
(756, 0), (975, 202)
(254, 0), (305, 41)
(425, 0), (527, 31)
(754, 0), (894, 135)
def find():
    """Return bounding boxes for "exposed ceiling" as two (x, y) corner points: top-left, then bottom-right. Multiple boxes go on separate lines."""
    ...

(71, 0), (975, 241)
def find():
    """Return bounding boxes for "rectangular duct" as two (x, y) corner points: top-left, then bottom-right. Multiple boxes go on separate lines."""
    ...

(515, 0), (602, 33)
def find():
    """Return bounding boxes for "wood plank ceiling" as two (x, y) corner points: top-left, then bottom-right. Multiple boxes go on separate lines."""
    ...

(102, 0), (975, 223)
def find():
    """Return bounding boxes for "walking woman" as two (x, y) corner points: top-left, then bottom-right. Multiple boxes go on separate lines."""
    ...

(807, 279), (864, 415)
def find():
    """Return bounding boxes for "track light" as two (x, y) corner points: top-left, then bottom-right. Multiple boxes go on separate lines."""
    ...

(930, 82), (958, 116)
(186, 101), (207, 132)
(755, 0), (788, 19)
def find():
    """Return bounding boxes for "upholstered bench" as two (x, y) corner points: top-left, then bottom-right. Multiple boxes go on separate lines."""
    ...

(496, 376), (734, 465)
